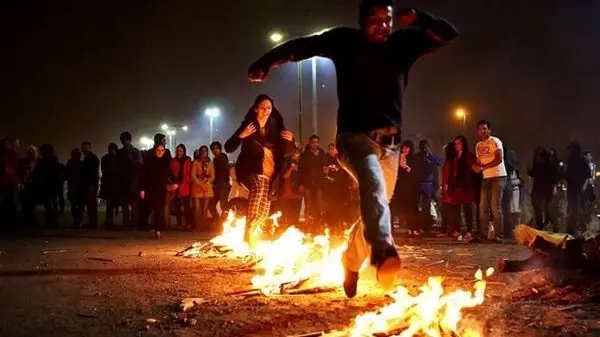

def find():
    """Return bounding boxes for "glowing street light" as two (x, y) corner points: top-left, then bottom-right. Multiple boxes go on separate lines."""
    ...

(454, 108), (467, 128)
(270, 32), (283, 44)
(205, 107), (221, 144)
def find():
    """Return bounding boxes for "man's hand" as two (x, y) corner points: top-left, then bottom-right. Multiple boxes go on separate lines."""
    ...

(248, 65), (269, 83)
(396, 8), (418, 26)
(280, 130), (294, 142)
(239, 123), (257, 139)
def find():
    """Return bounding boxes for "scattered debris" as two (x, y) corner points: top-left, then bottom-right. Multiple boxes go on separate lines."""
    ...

(426, 260), (445, 267)
(146, 318), (158, 324)
(87, 257), (114, 262)
(176, 242), (233, 258)
(289, 332), (324, 337)
(188, 318), (197, 326)
(76, 313), (98, 319)
(179, 297), (206, 312)
(42, 249), (67, 254)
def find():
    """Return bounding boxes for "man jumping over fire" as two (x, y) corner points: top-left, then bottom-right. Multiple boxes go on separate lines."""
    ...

(247, 0), (457, 298)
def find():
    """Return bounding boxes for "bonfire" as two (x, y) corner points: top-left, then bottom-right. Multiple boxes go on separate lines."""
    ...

(325, 268), (495, 337)
(178, 211), (347, 295)
(178, 212), (496, 336)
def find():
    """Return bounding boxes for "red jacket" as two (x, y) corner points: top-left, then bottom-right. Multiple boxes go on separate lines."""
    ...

(169, 157), (192, 197)
(442, 152), (477, 205)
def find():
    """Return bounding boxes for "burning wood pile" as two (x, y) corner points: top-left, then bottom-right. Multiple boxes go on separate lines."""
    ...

(177, 212), (347, 296)
(178, 212), (498, 336)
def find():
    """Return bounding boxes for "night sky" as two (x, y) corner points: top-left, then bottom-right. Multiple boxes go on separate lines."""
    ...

(3, 0), (600, 161)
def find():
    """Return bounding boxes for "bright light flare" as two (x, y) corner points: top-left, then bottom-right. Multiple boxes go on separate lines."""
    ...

(455, 108), (466, 119)
(161, 123), (169, 131)
(182, 125), (189, 131)
(270, 32), (283, 43)
(205, 107), (220, 118)
(139, 136), (153, 150)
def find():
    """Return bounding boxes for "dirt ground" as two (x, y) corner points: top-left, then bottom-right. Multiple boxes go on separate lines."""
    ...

(1, 229), (600, 337)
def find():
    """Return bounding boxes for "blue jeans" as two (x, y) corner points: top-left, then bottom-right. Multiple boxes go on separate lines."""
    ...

(479, 176), (507, 238)
(336, 132), (399, 272)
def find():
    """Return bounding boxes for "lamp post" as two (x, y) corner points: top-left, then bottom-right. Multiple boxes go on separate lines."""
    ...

(160, 124), (188, 150)
(454, 108), (467, 129)
(205, 107), (220, 144)
(269, 29), (329, 140)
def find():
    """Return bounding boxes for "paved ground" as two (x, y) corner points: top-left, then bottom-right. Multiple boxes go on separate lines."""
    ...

(0, 228), (599, 337)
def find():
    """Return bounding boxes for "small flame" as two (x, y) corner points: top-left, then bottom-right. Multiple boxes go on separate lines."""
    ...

(326, 269), (493, 337)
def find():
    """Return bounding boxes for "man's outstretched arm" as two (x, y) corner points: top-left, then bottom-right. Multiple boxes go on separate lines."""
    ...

(396, 8), (458, 54)
(248, 28), (349, 82)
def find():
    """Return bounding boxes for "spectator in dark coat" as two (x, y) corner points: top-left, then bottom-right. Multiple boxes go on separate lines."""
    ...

(298, 135), (327, 224)
(117, 131), (142, 228)
(81, 141), (100, 227)
(140, 144), (174, 238)
(66, 148), (85, 227)
(101, 143), (120, 228)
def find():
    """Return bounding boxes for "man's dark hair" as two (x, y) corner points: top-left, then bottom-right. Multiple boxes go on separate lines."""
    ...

(210, 141), (222, 150)
(153, 133), (165, 145)
(583, 151), (592, 156)
(359, 0), (394, 27)
(328, 143), (336, 147)
(309, 135), (319, 141)
(476, 120), (491, 129)
(120, 132), (132, 142)
(81, 141), (91, 147)
(418, 139), (428, 147)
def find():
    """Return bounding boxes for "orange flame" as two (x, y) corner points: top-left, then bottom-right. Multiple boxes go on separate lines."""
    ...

(326, 268), (495, 337)
(209, 212), (347, 295)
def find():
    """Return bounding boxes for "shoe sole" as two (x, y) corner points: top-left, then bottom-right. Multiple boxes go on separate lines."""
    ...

(377, 257), (402, 289)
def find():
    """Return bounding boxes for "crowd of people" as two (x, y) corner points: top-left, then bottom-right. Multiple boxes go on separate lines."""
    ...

(0, 107), (359, 238)
(391, 120), (598, 244)
(2, 118), (596, 242)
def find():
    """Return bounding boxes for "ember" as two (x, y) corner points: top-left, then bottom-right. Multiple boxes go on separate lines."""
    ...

(325, 268), (495, 337)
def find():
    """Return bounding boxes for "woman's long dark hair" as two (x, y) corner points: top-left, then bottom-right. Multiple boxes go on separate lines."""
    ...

(198, 145), (210, 161)
(401, 140), (414, 156)
(532, 146), (548, 166)
(452, 136), (471, 180)
(242, 94), (286, 150)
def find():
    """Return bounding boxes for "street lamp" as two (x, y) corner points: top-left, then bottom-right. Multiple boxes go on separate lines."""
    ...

(454, 108), (467, 128)
(269, 32), (283, 44)
(268, 28), (330, 141)
(205, 107), (220, 144)
(139, 136), (153, 150)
